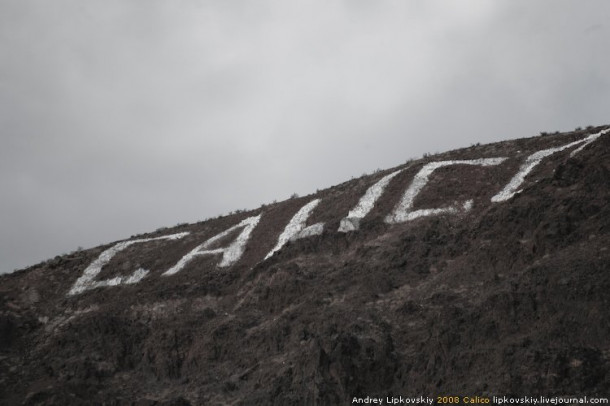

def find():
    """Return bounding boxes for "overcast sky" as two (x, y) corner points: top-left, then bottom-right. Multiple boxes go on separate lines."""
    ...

(1, 0), (609, 274)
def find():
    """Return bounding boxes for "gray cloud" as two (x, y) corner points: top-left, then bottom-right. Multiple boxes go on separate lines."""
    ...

(1, 0), (609, 273)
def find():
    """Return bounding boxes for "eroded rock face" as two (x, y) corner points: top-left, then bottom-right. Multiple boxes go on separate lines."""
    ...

(1, 127), (609, 405)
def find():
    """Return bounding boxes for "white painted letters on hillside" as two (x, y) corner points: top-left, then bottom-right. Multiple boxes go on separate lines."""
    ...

(163, 215), (261, 276)
(339, 170), (403, 232)
(265, 199), (323, 259)
(68, 232), (190, 296)
(66, 130), (608, 296)
(491, 129), (609, 203)
(386, 158), (508, 224)
(569, 128), (608, 157)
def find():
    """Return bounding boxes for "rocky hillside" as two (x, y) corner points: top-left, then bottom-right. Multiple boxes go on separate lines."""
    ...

(1, 126), (609, 405)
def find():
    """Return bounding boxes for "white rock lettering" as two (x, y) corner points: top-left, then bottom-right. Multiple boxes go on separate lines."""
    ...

(386, 158), (508, 223)
(68, 232), (190, 296)
(339, 169), (403, 232)
(491, 129), (608, 203)
(163, 215), (261, 276)
(265, 199), (323, 260)
(67, 131), (608, 296)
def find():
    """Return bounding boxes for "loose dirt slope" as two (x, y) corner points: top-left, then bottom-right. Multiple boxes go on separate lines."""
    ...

(1, 127), (609, 405)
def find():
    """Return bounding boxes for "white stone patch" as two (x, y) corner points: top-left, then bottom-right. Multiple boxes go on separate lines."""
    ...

(68, 232), (190, 296)
(124, 268), (149, 285)
(491, 129), (609, 203)
(569, 128), (609, 157)
(163, 214), (261, 276)
(339, 169), (403, 232)
(291, 222), (325, 241)
(386, 158), (508, 224)
(265, 199), (321, 259)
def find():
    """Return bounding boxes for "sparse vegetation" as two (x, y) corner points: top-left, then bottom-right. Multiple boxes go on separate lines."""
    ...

(4, 126), (610, 403)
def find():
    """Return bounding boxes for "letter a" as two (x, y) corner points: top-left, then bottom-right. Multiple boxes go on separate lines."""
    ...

(68, 232), (190, 296)
(386, 158), (507, 223)
(163, 214), (261, 276)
